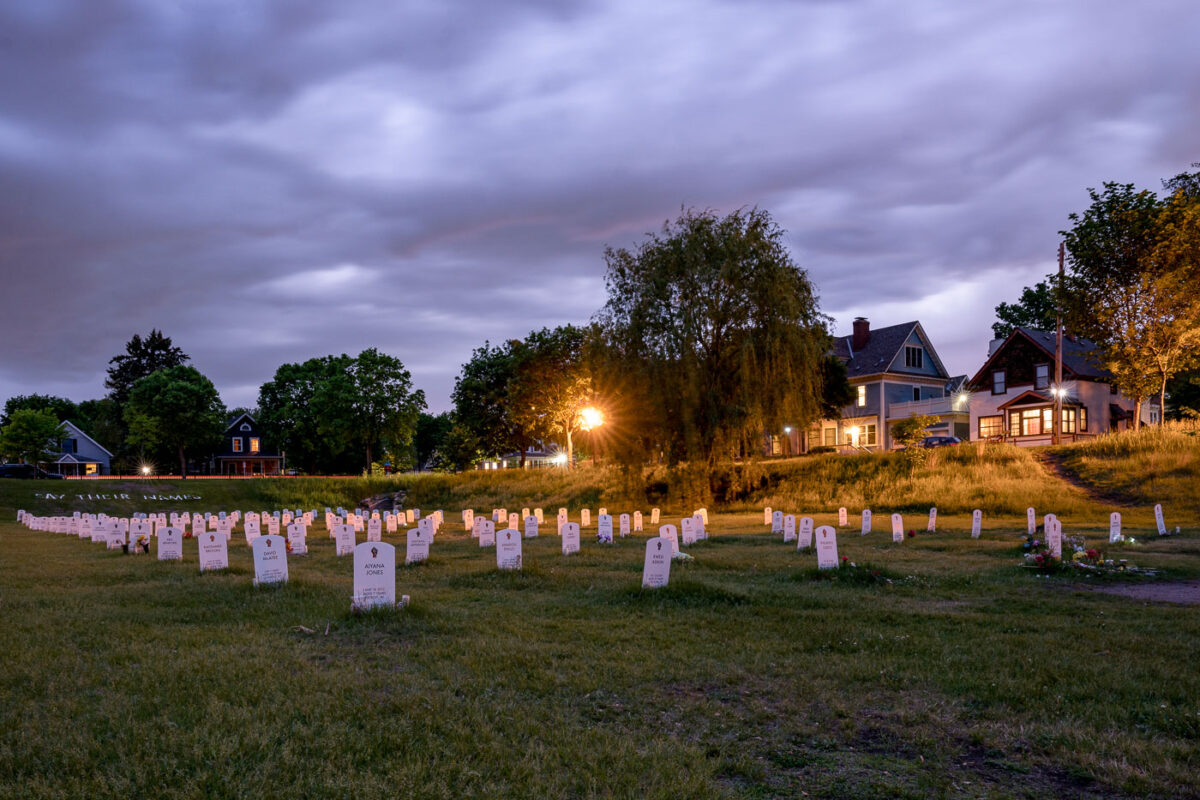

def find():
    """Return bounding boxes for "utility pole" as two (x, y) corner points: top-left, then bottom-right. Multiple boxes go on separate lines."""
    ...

(1053, 242), (1064, 445)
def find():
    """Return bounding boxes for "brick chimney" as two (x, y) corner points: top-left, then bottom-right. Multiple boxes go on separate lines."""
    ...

(851, 317), (870, 351)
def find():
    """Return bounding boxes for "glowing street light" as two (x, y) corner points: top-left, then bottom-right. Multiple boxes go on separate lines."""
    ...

(553, 452), (568, 466)
(579, 406), (605, 431)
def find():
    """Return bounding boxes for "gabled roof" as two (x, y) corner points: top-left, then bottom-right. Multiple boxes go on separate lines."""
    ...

(831, 321), (949, 380)
(224, 412), (257, 434)
(969, 327), (1110, 387)
(996, 390), (1053, 410)
(60, 420), (113, 457)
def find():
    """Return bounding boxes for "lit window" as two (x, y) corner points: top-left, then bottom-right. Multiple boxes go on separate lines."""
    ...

(1035, 364), (1049, 389)
(1061, 408), (1077, 434)
(1080, 406), (1088, 431)
(978, 416), (1004, 438)
(823, 427), (836, 446)
(905, 346), (923, 369)
(250, 438), (260, 453)
(856, 385), (866, 407)
(992, 371), (1006, 395)
(232, 438), (243, 453)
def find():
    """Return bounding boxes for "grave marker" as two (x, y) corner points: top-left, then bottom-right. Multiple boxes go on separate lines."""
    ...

(927, 507), (937, 532)
(658, 524), (679, 555)
(1109, 511), (1123, 543)
(861, 509), (872, 535)
(681, 517), (697, 546)
(524, 515), (539, 539)
(245, 519), (261, 545)
(497, 529), (522, 570)
(287, 522), (308, 555)
(763, 506), (772, 526)
(508, 512), (520, 531)
(650, 508), (660, 525)
(334, 524), (356, 557)
(198, 532), (229, 572)
(619, 513), (631, 537)
(892, 513), (904, 543)
(406, 528), (430, 565)
(462, 509), (474, 531)
(534, 508), (544, 524)
(478, 519), (496, 547)
(581, 509), (591, 528)
(798, 516), (814, 549)
(815, 526), (839, 569)
(971, 509), (982, 539)
(783, 514), (796, 543)
(561, 522), (580, 555)
(838, 507), (848, 527)
(771, 510), (783, 533)
(1045, 514), (1062, 558)
(633, 511), (643, 532)
(641, 538), (671, 588)
(1026, 507), (1036, 535)
(252, 535), (289, 586)
(157, 527), (183, 561)
(597, 514), (613, 543)
(367, 518), (382, 542)
(353, 542), (396, 610)
(1155, 504), (1167, 536)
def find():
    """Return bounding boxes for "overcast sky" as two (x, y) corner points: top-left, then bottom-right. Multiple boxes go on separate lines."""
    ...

(1, 0), (1196, 415)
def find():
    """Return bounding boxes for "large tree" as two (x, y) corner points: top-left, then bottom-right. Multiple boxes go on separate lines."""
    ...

(598, 207), (830, 474)
(124, 366), (225, 478)
(1, 395), (80, 429)
(0, 409), (66, 470)
(1060, 175), (1200, 426)
(105, 330), (190, 405)
(508, 325), (595, 469)
(450, 342), (523, 465)
(257, 355), (355, 474)
(413, 411), (454, 471)
(340, 348), (426, 470)
(991, 280), (1058, 340)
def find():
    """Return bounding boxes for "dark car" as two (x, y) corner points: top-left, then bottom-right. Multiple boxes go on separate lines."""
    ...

(919, 436), (962, 448)
(0, 463), (65, 479)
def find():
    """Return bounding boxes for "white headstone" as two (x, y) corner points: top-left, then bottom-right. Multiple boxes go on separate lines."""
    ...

(681, 517), (697, 546)
(597, 514), (613, 543)
(1045, 514), (1062, 558)
(1109, 511), (1123, 543)
(252, 535), (289, 586)
(815, 525), (839, 569)
(478, 519), (496, 547)
(633, 511), (643, 532)
(556, 511), (568, 535)
(157, 527), (183, 561)
(406, 528), (430, 565)
(581, 509), (591, 528)
(334, 524), (356, 557)
(524, 515), (539, 539)
(507, 512), (519, 531)
(641, 537), (671, 588)
(891, 513), (904, 543)
(406, 509), (415, 524)
(771, 510), (783, 533)
(534, 508), (544, 524)
(658, 524), (679, 555)
(561, 522), (580, 555)
(198, 532), (229, 572)
(650, 508), (660, 525)
(462, 509), (474, 531)
(927, 507), (937, 532)
(287, 522), (308, 555)
(1026, 507), (1036, 535)
(971, 509), (982, 539)
(619, 513), (631, 537)
(496, 528), (522, 570)
(696, 508), (708, 525)
(244, 519), (261, 545)
(353, 542), (396, 610)
(838, 507), (848, 527)
(1155, 504), (1167, 535)
(798, 516), (814, 549)
(763, 507), (772, 525)
(385, 514), (397, 534)
(266, 517), (280, 537)
(783, 514), (796, 543)
(598, 507), (607, 517)
(861, 509), (872, 535)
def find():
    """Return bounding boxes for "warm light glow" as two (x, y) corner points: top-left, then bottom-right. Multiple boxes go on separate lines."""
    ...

(579, 406), (605, 431)
(784, 426), (792, 434)
(553, 452), (568, 465)
(141, 466), (151, 476)
(848, 426), (861, 440)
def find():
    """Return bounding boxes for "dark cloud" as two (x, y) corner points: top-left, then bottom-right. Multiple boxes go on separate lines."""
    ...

(1, 0), (1197, 414)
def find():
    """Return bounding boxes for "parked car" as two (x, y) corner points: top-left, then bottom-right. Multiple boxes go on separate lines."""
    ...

(919, 436), (962, 448)
(0, 463), (65, 479)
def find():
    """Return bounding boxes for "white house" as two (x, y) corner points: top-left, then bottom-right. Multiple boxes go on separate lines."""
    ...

(51, 420), (112, 476)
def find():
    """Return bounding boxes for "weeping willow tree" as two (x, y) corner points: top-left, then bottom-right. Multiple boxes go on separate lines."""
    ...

(597, 207), (831, 490)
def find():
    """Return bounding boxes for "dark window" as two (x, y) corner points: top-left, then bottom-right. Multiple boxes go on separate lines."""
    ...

(992, 370), (1006, 395)
(1035, 364), (1049, 389)
(912, 387), (921, 401)
(61, 438), (77, 454)
(905, 346), (923, 369)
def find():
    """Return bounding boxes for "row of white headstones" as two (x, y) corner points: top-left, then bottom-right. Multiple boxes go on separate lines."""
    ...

(763, 503), (1172, 559)
(13, 504), (728, 608)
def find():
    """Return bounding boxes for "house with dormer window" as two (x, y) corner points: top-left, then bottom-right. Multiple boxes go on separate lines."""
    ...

(966, 328), (1155, 446)
(51, 420), (112, 476)
(793, 318), (970, 453)
(215, 413), (282, 476)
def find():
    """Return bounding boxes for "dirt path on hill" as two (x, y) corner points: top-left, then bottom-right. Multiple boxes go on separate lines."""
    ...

(1032, 451), (1135, 507)
(1076, 580), (1200, 604)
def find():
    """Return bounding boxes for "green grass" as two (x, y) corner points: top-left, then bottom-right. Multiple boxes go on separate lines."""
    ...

(2, 430), (1199, 799)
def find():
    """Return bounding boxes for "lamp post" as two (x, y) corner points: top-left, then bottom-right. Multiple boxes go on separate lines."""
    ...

(578, 406), (604, 467)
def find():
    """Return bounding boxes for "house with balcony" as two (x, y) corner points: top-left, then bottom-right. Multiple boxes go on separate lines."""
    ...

(215, 413), (282, 476)
(966, 328), (1155, 446)
(795, 318), (970, 453)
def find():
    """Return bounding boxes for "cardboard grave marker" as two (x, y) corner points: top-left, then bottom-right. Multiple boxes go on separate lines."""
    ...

(287, 522), (308, 555)
(641, 538), (671, 588)
(650, 508), (660, 525)
(463, 509), (474, 531)
(971, 509), (983, 539)
(478, 519), (496, 547)
(406, 509), (415, 524)
(798, 516), (814, 549)
(598, 514), (614, 543)
(157, 527), (183, 561)
(598, 507), (607, 517)
(581, 509), (591, 528)
(367, 518), (382, 542)
(815, 525), (839, 569)
(520, 507), (530, 521)
(633, 511), (643, 532)
(892, 513), (904, 543)
(496, 529), (522, 570)
(472, 515), (485, 538)
(79, 517), (93, 540)
(130, 519), (152, 551)
(524, 515), (539, 539)
(245, 519), (261, 545)
(334, 524), (356, 557)
(216, 518), (233, 541)
(490, 508), (501, 522)
(658, 524), (679, 555)
(693, 514), (707, 540)
(385, 514), (397, 534)
(534, 508), (544, 524)
(619, 513), (631, 537)
(1155, 504), (1167, 536)
(838, 507), (848, 527)
(406, 528), (430, 565)
(353, 542), (396, 611)
(252, 535), (289, 586)
(106, 523), (125, 550)
(1026, 507), (1036, 535)
(198, 532), (229, 572)
(696, 508), (709, 525)
(771, 510), (784, 533)
(561, 522), (580, 555)
(1109, 511), (1123, 543)
(783, 514), (796, 543)
(91, 519), (108, 544)
(861, 509), (872, 535)
(1045, 514), (1062, 558)
(763, 507), (772, 525)
(680, 517), (697, 546)
(282, 511), (293, 526)
(418, 516), (435, 539)
(508, 512), (520, 531)
(927, 507), (937, 532)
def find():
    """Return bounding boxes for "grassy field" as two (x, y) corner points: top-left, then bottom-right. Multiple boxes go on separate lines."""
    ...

(2, 429), (1199, 799)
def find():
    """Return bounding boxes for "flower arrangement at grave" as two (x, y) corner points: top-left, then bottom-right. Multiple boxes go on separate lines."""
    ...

(1020, 533), (1157, 577)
